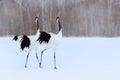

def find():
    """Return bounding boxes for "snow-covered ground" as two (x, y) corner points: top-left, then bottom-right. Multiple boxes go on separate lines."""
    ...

(0, 37), (120, 80)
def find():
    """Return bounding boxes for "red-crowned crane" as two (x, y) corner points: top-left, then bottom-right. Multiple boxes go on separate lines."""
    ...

(37, 17), (62, 69)
(13, 17), (40, 68)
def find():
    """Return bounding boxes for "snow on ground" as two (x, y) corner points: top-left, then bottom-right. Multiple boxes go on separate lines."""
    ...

(0, 37), (120, 80)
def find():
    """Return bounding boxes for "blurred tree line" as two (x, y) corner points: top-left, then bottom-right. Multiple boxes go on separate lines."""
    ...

(0, 0), (120, 37)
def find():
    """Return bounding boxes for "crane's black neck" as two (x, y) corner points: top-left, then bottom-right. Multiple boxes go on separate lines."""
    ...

(36, 20), (39, 30)
(58, 20), (62, 31)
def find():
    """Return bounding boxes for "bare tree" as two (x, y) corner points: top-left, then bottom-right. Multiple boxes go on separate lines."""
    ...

(0, 0), (120, 37)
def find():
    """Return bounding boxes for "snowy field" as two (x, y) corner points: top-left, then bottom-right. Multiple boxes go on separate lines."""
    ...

(0, 37), (120, 80)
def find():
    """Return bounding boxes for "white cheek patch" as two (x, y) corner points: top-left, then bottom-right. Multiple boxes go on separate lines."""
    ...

(35, 17), (38, 22)
(57, 19), (59, 23)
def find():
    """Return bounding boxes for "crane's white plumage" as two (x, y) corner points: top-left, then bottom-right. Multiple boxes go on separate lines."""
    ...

(37, 17), (62, 69)
(13, 17), (40, 68)
(13, 16), (62, 69)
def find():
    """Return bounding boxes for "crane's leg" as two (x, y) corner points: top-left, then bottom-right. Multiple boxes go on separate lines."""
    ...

(25, 52), (30, 68)
(35, 48), (40, 67)
(54, 51), (57, 69)
(39, 49), (46, 68)
(36, 52), (40, 67)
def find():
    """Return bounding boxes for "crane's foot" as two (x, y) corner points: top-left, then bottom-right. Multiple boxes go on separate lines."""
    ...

(39, 63), (42, 68)
(25, 65), (27, 68)
(54, 67), (57, 69)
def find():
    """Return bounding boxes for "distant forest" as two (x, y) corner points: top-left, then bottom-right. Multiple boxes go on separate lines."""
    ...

(0, 0), (120, 37)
